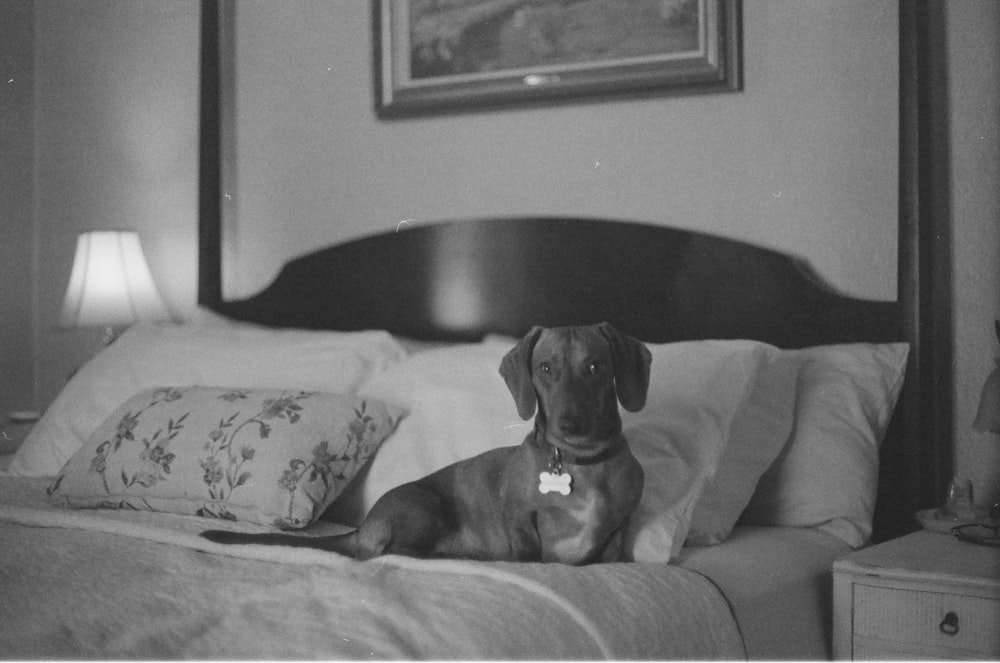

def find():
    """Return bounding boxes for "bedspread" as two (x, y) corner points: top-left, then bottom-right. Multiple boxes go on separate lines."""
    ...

(0, 475), (745, 660)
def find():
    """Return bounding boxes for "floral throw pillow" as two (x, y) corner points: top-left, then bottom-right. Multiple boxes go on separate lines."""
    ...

(47, 387), (404, 529)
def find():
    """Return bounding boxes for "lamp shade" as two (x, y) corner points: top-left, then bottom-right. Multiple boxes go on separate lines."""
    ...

(972, 320), (1000, 435)
(972, 360), (1000, 434)
(58, 231), (171, 329)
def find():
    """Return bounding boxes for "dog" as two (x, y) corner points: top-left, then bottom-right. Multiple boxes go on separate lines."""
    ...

(202, 322), (650, 564)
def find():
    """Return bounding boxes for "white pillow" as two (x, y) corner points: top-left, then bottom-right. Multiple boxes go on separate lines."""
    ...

(683, 349), (797, 546)
(333, 337), (773, 563)
(48, 387), (403, 528)
(740, 343), (909, 548)
(333, 339), (527, 525)
(184, 305), (258, 327)
(9, 323), (408, 477)
(622, 340), (773, 561)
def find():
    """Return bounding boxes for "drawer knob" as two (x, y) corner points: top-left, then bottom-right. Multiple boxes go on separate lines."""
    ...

(939, 611), (960, 636)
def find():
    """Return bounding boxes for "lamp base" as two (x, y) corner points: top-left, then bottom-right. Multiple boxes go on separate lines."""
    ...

(99, 326), (121, 345)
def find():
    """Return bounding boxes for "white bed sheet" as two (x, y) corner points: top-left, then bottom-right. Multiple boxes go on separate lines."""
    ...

(677, 525), (851, 660)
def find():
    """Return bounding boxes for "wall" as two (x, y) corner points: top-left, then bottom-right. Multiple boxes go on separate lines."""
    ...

(946, 1), (1000, 505)
(18, 1), (1000, 507)
(0, 0), (36, 415)
(228, 0), (899, 301)
(31, 0), (199, 407)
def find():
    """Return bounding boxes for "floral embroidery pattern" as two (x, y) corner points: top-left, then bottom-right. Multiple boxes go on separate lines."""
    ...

(196, 390), (312, 520)
(65, 388), (186, 496)
(47, 387), (402, 529)
(126, 413), (185, 489)
(274, 401), (380, 528)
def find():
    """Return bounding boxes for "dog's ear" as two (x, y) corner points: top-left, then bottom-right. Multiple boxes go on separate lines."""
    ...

(500, 326), (544, 420)
(597, 322), (652, 412)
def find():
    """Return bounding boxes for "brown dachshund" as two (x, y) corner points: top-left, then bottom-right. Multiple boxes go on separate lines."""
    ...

(202, 322), (649, 564)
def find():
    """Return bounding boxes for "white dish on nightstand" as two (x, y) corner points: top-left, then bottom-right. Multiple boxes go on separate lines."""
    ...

(7, 410), (40, 424)
(916, 507), (992, 534)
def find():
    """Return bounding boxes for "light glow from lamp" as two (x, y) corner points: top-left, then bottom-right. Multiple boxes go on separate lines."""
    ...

(59, 231), (171, 333)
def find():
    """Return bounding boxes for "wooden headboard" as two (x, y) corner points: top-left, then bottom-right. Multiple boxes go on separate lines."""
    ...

(211, 217), (898, 349)
(195, 1), (952, 543)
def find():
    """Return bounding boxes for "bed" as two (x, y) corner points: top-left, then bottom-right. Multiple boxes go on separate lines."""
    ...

(0, 2), (950, 660)
(0, 224), (910, 661)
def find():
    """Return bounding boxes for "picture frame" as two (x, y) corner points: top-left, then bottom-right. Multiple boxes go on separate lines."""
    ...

(374, 0), (741, 117)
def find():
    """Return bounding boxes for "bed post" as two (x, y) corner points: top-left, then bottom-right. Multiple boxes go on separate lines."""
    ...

(880, 0), (953, 541)
(198, 0), (223, 309)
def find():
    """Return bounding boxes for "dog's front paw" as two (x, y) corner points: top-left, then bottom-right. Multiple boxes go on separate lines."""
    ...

(538, 471), (572, 496)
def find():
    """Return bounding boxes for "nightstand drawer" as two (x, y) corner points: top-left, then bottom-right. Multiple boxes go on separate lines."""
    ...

(854, 584), (1000, 658)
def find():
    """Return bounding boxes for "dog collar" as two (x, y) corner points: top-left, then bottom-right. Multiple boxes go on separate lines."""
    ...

(536, 432), (627, 467)
(536, 434), (626, 497)
(551, 440), (625, 467)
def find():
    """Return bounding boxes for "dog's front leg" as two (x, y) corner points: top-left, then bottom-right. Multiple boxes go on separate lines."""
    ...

(597, 521), (629, 563)
(534, 507), (610, 565)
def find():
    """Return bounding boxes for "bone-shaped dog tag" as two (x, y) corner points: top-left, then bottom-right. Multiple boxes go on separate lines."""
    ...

(539, 471), (572, 496)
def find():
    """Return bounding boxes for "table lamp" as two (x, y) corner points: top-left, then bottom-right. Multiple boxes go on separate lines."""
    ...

(58, 231), (173, 344)
(949, 320), (1000, 546)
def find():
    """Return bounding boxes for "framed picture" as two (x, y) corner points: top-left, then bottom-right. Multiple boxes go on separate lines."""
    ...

(374, 0), (741, 117)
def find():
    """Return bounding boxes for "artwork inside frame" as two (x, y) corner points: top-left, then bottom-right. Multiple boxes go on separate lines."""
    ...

(374, 0), (742, 117)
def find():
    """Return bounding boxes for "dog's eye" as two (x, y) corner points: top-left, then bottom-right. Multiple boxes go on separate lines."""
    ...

(588, 361), (607, 376)
(537, 362), (552, 375)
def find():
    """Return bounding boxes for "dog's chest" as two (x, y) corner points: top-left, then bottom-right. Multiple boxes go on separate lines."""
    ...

(509, 463), (617, 552)
(532, 463), (615, 517)
(532, 472), (620, 563)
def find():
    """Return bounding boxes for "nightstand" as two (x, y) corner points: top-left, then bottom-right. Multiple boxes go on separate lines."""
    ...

(833, 530), (1000, 660)
(0, 411), (38, 456)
